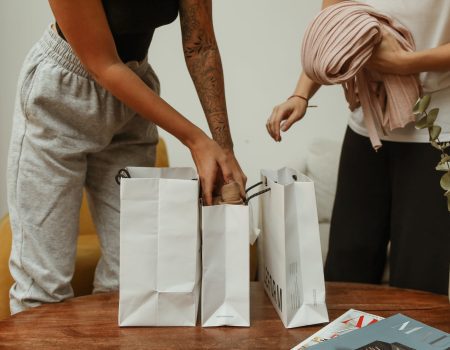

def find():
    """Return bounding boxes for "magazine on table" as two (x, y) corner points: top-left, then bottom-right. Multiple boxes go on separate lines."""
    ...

(292, 309), (384, 349)
(307, 313), (450, 350)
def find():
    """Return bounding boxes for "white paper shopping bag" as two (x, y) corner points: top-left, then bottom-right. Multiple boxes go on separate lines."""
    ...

(260, 167), (329, 328)
(201, 204), (250, 327)
(118, 167), (201, 327)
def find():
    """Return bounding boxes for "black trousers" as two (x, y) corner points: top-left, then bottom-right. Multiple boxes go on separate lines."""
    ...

(325, 127), (450, 295)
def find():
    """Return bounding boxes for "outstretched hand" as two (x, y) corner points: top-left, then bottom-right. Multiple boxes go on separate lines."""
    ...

(266, 97), (308, 142)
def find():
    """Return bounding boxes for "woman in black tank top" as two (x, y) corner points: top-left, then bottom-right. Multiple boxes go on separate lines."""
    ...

(56, 0), (180, 63)
(6, 0), (247, 313)
(50, 0), (246, 203)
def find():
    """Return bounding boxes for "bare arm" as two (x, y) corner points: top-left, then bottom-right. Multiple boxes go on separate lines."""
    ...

(322, 0), (344, 8)
(407, 44), (450, 73)
(48, 0), (234, 204)
(408, 44), (450, 72)
(179, 0), (247, 193)
(49, 0), (206, 148)
(369, 29), (450, 74)
(291, 0), (342, 99)
(266, 0), (343, 142)
(179, 0), (232, 150)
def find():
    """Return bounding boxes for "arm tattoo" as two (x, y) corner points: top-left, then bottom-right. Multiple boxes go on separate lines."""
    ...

(180, 1), (233, 149)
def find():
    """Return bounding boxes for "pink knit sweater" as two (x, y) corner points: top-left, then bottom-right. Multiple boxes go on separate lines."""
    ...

(302, 0), (421, 149)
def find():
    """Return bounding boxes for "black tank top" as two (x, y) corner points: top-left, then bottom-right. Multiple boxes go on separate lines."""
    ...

(56, 0), (179, 62)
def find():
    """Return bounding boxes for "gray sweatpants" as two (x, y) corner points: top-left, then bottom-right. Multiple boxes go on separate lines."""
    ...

(7, 26), (160, 314)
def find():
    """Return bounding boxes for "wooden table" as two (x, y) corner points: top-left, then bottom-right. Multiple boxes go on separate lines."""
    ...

(0, 282), (448, 349)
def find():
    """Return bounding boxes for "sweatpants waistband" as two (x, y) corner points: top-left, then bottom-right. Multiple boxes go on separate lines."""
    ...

(38, 25), (150, 79)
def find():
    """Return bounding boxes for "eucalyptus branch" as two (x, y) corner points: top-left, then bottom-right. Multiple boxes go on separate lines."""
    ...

(413, 95), (450, 212)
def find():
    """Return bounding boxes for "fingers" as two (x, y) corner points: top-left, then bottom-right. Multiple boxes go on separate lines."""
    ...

(225, 152), (247, 199)
(206, 155), (235, 204)
(281, 111), (303, 132)
(272, 107), (283, 142)
(234, 173), (247, 199)
(267, 106), (285, 142)
(267, 99), (308, 140)
(266, 108), (277, 140)
(201, 173), (214, 206)
(218, 155), (233, 184)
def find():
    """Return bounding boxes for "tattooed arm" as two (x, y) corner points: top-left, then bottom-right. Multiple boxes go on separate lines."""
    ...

(49, 0), (239, 205)
(179, 0), (247, 193)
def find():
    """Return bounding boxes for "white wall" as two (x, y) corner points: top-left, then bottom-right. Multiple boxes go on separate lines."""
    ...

(0, 0), (348, 217)
(0, 1), (53, 217)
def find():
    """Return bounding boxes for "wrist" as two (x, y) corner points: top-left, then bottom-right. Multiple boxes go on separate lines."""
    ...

(400, 51), (420, 75)
(222, 146), (235, 156)
(288, 94), (316, 108)
(211, 133), (234, 151)
(288, 94), (309, 104)
(183, 127), (210, 151)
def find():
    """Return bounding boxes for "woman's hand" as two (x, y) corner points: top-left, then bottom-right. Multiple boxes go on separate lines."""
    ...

(179, 0), (247, 197)
(189, 136), (243, 206)
(220, 149), (247, 198)
(266, 97), (308, 142)
(367, 28), (412, 75)
(369, 28), (450, 74)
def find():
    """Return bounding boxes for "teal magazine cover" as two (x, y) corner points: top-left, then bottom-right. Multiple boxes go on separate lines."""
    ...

(309, 314), (450, 350)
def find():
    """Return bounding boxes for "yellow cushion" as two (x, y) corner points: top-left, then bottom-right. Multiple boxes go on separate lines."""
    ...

(0, 216), (14, 320)
(72, 234), (101, 297)
(78, 193), (97, 237)
(155, 137), (169, 168)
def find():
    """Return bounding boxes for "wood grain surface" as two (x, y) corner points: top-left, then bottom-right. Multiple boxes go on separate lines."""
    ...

(0, 282), (448, 349)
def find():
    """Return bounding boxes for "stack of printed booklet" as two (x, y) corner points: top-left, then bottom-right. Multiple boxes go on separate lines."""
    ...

(291, 309), (449, 350)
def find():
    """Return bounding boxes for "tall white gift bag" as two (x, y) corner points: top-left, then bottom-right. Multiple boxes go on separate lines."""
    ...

(117, 167), (201, 327)
(260, 167), (329, 328)
(201, 204), (250, 327)
(200, 185), (268, 327)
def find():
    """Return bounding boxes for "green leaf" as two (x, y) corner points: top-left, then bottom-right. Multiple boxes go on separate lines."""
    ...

(412, 97), (421, 113)
(429, 125), (442, 141)
(413, 111), (425, 118)
(431, 141), (442, 150)
(436, 155), (450, 171)
(415, 116), (428, 129)
(427, 108), (439, 125)
(440, 171), (450, 191)
(418, 95), (431, 113)
(436, 164), (450, 171)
